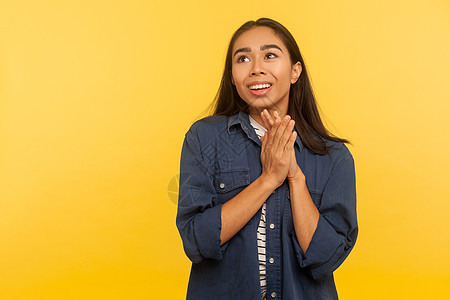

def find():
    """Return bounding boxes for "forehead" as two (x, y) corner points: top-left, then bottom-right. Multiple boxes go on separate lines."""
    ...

(233, 26), (286, 51)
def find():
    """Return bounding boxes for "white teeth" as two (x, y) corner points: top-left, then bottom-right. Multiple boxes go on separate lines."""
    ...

(249, 83), (272, 90)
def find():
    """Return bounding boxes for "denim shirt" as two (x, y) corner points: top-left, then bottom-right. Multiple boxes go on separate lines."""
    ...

(176, 111), (358, 300)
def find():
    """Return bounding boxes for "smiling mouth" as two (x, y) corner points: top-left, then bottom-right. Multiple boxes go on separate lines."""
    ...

(249, 83), (272, 90)
(248, 83), (272, 96)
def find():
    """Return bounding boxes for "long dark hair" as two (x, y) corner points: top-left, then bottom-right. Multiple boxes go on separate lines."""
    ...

(203, 18), (350, 155)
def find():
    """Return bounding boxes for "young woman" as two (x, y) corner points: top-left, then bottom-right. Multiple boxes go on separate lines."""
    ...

(176, 18), (358, 300)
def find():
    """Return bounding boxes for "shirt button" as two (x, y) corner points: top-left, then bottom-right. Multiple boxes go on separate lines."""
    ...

(271, 292), (277, 298)
(269, 257), (274, 264)
(219, 183), (225, 189)
(269, 223), (275, 229)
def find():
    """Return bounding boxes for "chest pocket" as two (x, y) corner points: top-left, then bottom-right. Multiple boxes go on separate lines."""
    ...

(213, 168), (250, 203)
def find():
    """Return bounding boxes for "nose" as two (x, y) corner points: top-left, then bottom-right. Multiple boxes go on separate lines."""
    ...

(250, 58), (266, 76)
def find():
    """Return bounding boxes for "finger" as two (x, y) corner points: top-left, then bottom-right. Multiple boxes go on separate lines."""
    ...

(273, 114), (292, 154)
(266, 109), (275, 126)
(260, 110), (272, 131)
(270, 111), (287, 152)
(273, 111), (281, 124)
(261, 132), (269, 159)
(278, 118), (295, 155)
(272, 110), (284, 134)
(261, 109), (274, 129)
(265, 115), (280, 149)
(285, 130), (297, 151)
(260, 132), (266, 149)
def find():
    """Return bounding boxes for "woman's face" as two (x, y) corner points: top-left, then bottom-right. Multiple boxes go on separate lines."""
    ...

(231, 26), (301, 115)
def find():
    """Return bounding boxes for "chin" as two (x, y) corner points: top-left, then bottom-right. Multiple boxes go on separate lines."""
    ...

(246, 97), (277, 109)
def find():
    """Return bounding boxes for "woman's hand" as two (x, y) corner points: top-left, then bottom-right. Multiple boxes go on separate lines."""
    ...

(260, 109), (305, 183)
(258, 109), (297, 189)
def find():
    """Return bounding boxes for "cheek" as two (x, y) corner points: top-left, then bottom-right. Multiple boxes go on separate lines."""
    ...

(235, 84), (249, 99)
(233, 76), (249, 95)
(232, 66), (247, 82)
(272, 61), (291, 75)
(273, 65), (294, 86)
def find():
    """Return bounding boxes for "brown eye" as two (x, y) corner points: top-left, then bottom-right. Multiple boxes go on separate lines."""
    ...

(266, 53), (276, 59)
(237, 56), (250, 63)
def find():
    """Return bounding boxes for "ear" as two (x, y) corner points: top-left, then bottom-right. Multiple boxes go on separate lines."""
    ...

(290, 62), (302, 84)
(231, 76), (235, 85)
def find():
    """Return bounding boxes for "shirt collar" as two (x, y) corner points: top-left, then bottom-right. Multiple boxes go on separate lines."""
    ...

(227, 110), (303, 152)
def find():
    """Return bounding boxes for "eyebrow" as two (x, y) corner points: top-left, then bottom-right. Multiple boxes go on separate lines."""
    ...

(233, 44), (283, 57)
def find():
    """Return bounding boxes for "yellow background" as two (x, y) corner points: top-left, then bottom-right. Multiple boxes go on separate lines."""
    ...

(1, 0), (449, 299)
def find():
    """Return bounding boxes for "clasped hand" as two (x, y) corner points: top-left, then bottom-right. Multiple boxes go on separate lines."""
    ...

(259, 109), (304, 188)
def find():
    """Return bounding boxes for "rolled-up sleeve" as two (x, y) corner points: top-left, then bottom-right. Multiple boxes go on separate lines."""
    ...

(176, 129), (229, 264)
(292, 153), (358, 280)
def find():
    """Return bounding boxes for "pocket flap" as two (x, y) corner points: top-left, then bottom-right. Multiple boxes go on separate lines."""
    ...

(213, 169), (250, 193)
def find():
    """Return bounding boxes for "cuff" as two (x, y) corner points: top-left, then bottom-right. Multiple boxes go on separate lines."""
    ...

(194, 203), (229, 262)
(291, 214), (343, 279)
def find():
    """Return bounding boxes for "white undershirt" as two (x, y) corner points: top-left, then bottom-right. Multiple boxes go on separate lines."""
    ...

(248, 114), (268, 291)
